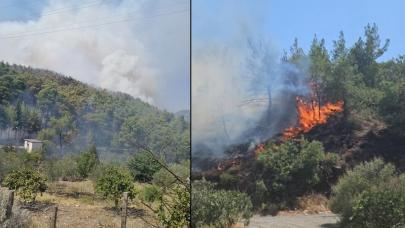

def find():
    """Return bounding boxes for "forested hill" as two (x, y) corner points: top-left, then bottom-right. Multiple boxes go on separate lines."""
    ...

(0, 62), (189, 162)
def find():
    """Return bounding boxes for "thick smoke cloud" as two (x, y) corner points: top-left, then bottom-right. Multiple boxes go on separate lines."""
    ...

(0, 0), (189, 111)
(192, 38), (310, 157)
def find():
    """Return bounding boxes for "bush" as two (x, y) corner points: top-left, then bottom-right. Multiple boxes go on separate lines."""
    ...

(127, 151), (161, 182)
(329, 158), (396, 224)
(77, 144), (99, 178)
(351, 189), (405, 228)
(156, 185), (190, 227)
(95, 165), (135, 208)
(3, 168), (47, 203)
(44, 156), (81, 181)
(152, 160), (189, 187)
(140, 184), (162, 203)
(192, 180), (253, 227)
(0, 149), (44, 181)
(258, 139), (335, 205)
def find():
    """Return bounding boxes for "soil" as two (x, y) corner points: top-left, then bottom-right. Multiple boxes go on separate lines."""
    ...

(30, 202), (155, 228)
(247, 212), (340, 228)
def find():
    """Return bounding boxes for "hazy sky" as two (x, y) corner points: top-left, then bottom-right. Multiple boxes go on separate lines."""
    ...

(193, 0), (405, 61)
(0, 0), (190, 112)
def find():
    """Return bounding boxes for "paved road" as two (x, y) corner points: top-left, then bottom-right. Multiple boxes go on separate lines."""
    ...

(248, 213), (340, 228)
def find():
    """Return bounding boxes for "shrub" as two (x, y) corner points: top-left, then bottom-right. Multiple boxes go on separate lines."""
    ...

(258, 139), (334, 205)
(140, 184), (162, 203)
(152, 160), (189, 187)
(44, 156), (81, 181)
(3, 168), (47, 203)
(351, 189), (405, 228)
(192, 180), (253, 227)
(127, 151), (161, 182)
(329, 158), (396, 224)
(95, 165), (135, 208)
(77, 144), (99, 178)
(156, 185), (190, 227)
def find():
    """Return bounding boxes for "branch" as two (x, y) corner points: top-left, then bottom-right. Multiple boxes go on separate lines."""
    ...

(136, 143), (189, 189)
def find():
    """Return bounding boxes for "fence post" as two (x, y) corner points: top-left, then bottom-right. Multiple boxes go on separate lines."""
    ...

(51, 206), (58, 228)
(121, 192), (129, 228)
(5, 190), (14, 220)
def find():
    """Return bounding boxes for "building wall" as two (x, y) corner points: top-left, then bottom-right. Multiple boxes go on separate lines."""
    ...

(25, 142), (42, 153)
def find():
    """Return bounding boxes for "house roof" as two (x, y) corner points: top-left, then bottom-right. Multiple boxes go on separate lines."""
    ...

(24, 139), (43, 143)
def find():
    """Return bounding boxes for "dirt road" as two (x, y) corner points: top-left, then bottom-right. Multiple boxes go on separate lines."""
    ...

(248, 213), (340, 228)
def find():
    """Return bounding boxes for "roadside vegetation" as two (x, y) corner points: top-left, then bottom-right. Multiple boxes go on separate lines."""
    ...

(192, 23), (405, 227)
(0, 62), (190, 227)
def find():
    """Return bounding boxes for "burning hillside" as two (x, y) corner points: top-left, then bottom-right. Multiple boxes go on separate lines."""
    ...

(283, 97), (344, 139)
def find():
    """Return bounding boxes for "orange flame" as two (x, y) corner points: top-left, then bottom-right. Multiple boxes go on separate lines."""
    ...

(254, 143), (265, 157)
(283, 97), (343, 139)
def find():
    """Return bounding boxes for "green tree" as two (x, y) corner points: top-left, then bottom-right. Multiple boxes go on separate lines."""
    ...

(77, 144), (99, 178)
(127, 151), (161, 182)
(50, 114), (75, 153)
(309, 35), (331, 117)
(3, 168), (47, 203)
(95, 166), (135, 208)
(349, 23), (389, 87)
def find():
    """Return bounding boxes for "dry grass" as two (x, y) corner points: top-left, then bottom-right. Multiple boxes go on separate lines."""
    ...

(47, 180), (94, 195)
(296, 194), (330, 214)
(26, 181), (159, 228)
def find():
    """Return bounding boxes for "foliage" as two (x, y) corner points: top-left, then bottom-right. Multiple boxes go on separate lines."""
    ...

(0, 62), (189, 161)
(258, 138), (335, 205)
(3, 168), (47, 203)
(77, 144), (99, 178)
(95, 165), (135, 207)
(192, 180), (253, 227)
(140, 184), (162, 203)
(351, 189), (405, 228)
(329, 158), (401, 226)
(0, 149), (43, 181)
(152, 160), (189, 187)
(127, 151), (162, 182)
(155, 185), (190, 228)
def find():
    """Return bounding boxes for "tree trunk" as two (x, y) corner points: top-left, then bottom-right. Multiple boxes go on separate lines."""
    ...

(59, 132), (63, 154)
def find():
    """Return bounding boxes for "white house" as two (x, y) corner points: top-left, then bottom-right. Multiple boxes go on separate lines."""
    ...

(24, 139), (43, 153)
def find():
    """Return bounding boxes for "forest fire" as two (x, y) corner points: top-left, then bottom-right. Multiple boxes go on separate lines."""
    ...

(254, 143), (265, 157)
(283, 97), (344, 139)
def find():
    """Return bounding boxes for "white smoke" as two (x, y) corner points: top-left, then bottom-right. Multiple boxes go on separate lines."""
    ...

(192, 43), (266, 149)
(0, 0), (189, 111)
(192, 38), (310, 156)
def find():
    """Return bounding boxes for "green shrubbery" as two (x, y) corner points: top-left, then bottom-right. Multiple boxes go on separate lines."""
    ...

(127, 151), (162, 182)
(351, 189), (405, 228)
(257, 139), (338, 207)
(77, 144), (99, 178)
(3, 168), (47, 203)
(44, 145), (99, 181)
(330, 158), (405, 227)
(94, 165), (135, 208)
(191, 180), (253, 227)
(152, 160), (189, 187)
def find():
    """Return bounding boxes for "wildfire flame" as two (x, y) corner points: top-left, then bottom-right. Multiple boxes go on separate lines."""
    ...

(254, 143), (265, 157)
(283, 97), (344, 139)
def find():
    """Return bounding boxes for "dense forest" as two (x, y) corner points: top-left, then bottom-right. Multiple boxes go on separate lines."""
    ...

(0, 62), (189, 162)
(0, 62), (190, 227)
(192, 24), (405, 227)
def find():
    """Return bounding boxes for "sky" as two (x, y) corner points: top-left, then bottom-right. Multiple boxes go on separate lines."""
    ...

(0, 0), (190, 112)
(192, 0), (405, 155)
(193, 0), (405, 61)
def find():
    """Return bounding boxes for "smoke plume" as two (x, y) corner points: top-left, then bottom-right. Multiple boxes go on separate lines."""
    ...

(0, 0), (189, 111)
(192, 38), (310, 158)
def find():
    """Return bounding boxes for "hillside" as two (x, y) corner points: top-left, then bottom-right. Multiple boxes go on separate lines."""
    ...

(0, 62), (189, 162)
